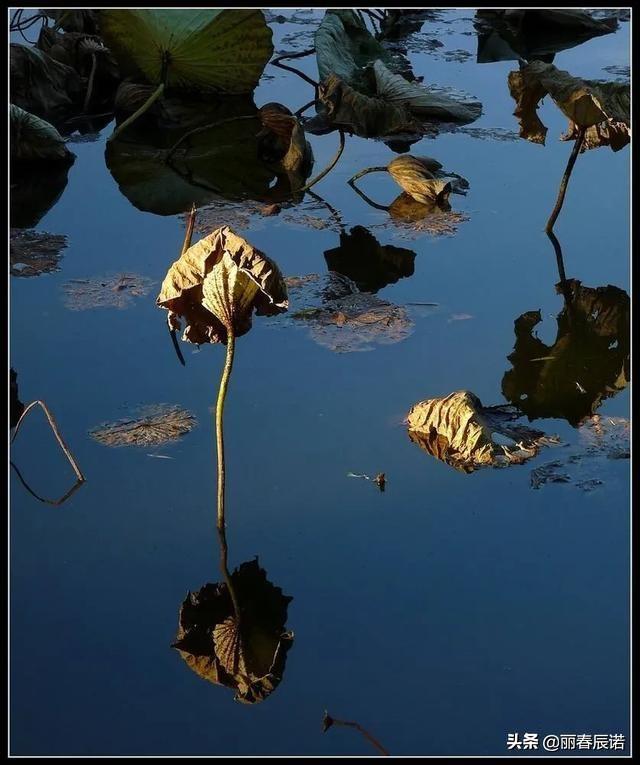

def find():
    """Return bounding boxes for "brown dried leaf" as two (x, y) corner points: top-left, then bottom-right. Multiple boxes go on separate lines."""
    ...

(90, 404), (196, 447)
(387, 155), (452, 204)
(407, 390), (558, 472)
(509, 61), (630, 151)
(157, 227), (288, 344)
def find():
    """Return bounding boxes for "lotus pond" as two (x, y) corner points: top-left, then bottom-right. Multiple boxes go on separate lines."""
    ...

(10, 9), (630, 757)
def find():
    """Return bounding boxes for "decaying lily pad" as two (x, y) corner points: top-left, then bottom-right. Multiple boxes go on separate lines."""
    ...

(502, 280), (629, 427)
(407, 390), (559, 473)
(10, 43), (84, 120)
(173, 558), (294, 704)
(287, 274), (414, 353)
(90, 404), (196, 447)
(382, 193), (469, 239)
(508, 61), (630, 151)
(258, 102), (314, 188)
(10, 229), (68, 277)
(157, 226), (288, 345)
(62, 273), (154, 310)
(323, 226), (415, 293)
(475, 9), (618, 64)
(100, 10), (273, 95)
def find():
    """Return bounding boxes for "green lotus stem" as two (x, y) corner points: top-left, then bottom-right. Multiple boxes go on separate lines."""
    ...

(215, 329), (235, 533)
(545, 127), (586, 234)
(83, 52), (97, 113)
(348, 166), (388, 184)
(109, 81), (165, 142)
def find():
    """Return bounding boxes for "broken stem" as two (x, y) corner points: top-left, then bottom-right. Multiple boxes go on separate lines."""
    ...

(109, 81), (165, 142)
(290, 129), (346, 195)
(348, 166), (388, 184)
(324, 713), (389, 756)
(545, 128), (586, 234)
(11, 400), (85, 483)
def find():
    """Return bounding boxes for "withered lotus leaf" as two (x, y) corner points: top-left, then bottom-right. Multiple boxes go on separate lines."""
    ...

(387, 155), (452, 205)
(508, 61), (630, 151)
(90, 404), (196, 447)
(173, 559), (294, 704)
(157, 226), (288, 344)
(406, 390), (557, 472)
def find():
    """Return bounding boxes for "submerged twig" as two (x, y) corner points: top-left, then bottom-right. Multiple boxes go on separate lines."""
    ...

(11, 400), (85, 484)
(322, 711), (389, 756)
(545, 128), (586, 233)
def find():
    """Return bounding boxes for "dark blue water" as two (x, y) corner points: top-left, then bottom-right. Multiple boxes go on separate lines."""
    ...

(10, 10), (630, 756)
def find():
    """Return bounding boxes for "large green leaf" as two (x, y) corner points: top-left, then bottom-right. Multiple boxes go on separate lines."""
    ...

(100, 9), (273, 94)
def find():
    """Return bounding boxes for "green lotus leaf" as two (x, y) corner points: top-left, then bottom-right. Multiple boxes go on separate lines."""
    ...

(100, 9), (273, 94)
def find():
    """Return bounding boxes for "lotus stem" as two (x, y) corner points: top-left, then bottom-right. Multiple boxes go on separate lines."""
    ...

(270, 48), (318, 92)
(295, 98), (317, 117)
(545, 127), (586, 234)
(347, 174), (390, 212)
(348, 166), (388, 184)
(323, 712), (389, 756)
(83, 52), (97, 113)
(215, 329), (235, 533)
(217, 525), (242, 625)
(165, 115), (256, 162)
(11, 400), (85, 483)
(182, 203), (197, 255)
(109, 81), (165, 142)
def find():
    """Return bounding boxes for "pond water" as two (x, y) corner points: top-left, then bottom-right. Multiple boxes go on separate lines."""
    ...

(10, 9), (630, 756)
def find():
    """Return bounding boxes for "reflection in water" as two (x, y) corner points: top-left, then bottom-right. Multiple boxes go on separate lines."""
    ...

(475, 9), (618, 63)
(324, 226), (415, 293)
(10, 156), (75, 229)
(502, 237), (629, 427)
(173, 527), (294, 705)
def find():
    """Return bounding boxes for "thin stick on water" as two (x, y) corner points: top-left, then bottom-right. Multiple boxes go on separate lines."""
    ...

(270, 48), (318, 92)
(10, 461), (84, 507)
(290, 129), (346, 195)
(348, 166), (388, 185)
(545, 128), (586, 234)
(323, 711), (389, 756)
(11, 400), (85, 483)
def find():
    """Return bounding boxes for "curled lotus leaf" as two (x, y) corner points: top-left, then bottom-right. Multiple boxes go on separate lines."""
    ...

(100, 9), (273, 94)
(387, 155), (452, 205)
(258, 102), (314, 182)
(406, 390), (558, 473)
(10, 105), (73, 162)
(10, 43), (84, 120)
(313, 73), (418, 138)
(508, 61), (630, 151)
(173, 559), (294, 704)
(314, 10), (395, 89)
(385, 193), (469, 238)
(372, 59), (482, 123)
(157, 227), (288, 344)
